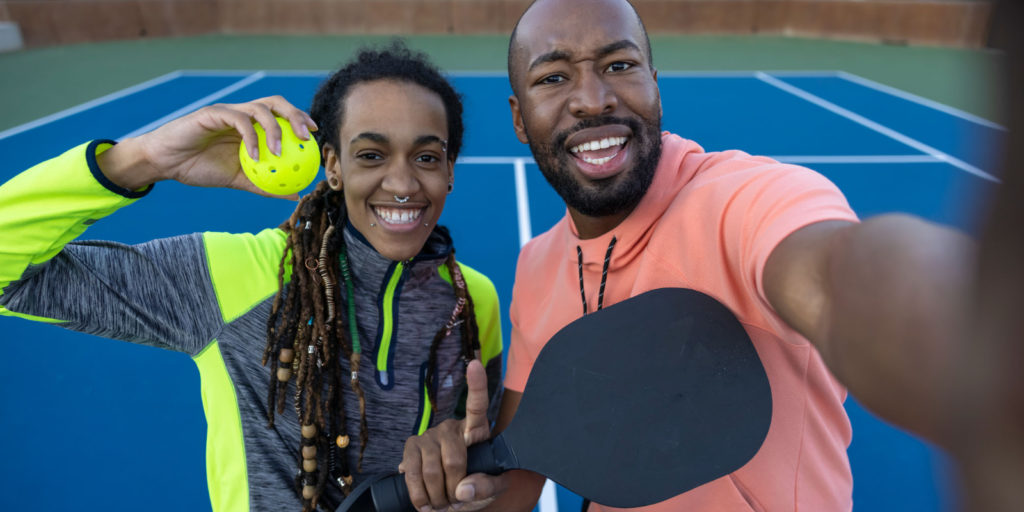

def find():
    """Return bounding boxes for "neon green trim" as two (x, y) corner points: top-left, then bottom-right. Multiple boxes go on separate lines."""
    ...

(194, 340), (249, 512)
(203, 229), (291, 324)
(417, 385), (432, 435)
(0, 305), (64, 324)
(438, 263), (503, 367)
(376, 262), (405, 375)
(0, 142), (136, 297)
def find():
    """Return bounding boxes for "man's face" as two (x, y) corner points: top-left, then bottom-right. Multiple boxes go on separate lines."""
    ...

(509, 0), (662, 219)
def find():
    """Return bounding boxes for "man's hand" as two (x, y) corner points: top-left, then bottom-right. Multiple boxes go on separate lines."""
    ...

(97, 96), (316, 198)
(399, 359), (506, 511)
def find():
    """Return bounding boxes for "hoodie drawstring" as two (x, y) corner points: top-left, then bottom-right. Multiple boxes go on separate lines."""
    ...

(576, 236), (618, 315)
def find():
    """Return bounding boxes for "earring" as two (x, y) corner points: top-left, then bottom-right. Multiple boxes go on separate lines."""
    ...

(328, 176), (340, 189)
(447, 181), (453, 193)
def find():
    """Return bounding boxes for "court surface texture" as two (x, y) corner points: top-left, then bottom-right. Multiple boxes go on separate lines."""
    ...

(0, 69), (1002, 511)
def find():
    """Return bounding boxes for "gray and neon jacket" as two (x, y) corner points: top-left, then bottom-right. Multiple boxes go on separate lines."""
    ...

(0, 141), (504, 511)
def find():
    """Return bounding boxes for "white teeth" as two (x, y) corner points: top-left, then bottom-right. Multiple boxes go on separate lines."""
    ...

(374, 207), (423, 225)
(582, 155), (613, 165)
(569, 137), (627, 154)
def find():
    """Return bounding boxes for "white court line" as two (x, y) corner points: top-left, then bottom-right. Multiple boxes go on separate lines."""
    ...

(755, 72), (1000, 183)
(837, 71), (1005, 131)
(460, 156), (535, 165)
(658, 70), (840, 79)
(0, 71), (184, 141)
(772, 155), (941, 164)
(539, 479), (559, 512)
(508, 155), (554, 512)
(657, 70), (758, 78)
(178, 69), (257, 77)
(118, 72), (267, 140)
(460, 155), (940, 165)
(513, 158), (533, 248)
(765, 70), (843, 78)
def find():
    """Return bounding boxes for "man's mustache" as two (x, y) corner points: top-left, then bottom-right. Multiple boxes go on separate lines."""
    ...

(554, 116), (644, 149)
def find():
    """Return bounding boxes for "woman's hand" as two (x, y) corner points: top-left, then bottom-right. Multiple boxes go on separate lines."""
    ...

(97, 96), (317, 198)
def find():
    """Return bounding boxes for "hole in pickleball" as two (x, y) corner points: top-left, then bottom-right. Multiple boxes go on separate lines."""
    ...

(298, 144), (304, 150)
(293, 164), (300, 171)
(270, 168), (277, 173)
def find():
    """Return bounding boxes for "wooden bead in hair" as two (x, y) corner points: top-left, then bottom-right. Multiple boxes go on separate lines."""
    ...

(301, 424), (317, 439)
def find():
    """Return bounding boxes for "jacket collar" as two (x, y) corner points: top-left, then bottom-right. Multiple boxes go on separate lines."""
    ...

(343, 221), (453, 287)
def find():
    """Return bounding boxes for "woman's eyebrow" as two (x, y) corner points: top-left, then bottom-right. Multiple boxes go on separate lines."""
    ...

(351, 132), (388, 145)
(414, 134), (445, 147)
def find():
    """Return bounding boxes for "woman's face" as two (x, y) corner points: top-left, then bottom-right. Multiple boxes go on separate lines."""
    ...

(324, 79), (453, 261)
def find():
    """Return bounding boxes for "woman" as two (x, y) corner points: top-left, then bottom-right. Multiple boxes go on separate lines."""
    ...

(0, 44), (502, 512)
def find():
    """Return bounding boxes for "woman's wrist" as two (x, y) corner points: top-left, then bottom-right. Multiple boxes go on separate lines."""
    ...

(95, 137), (161, 191)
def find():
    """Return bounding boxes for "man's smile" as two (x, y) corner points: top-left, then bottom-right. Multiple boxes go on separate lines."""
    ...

(564, 126), (634, 180)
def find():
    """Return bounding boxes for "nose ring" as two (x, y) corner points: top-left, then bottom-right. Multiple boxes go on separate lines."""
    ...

(394, 195), (409, 203)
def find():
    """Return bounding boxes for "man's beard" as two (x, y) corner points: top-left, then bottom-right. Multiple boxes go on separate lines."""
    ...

(526, 114), (662, 218)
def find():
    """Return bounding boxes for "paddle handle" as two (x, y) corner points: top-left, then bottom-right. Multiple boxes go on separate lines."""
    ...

(370, 435), (514, 512)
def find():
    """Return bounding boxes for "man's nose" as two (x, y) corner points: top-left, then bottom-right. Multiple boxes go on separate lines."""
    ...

(568, 70), (617, 118)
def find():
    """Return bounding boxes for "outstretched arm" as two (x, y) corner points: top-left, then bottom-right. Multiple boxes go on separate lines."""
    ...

(952, 1), (1024, 509)
(763, 215), (973, 446)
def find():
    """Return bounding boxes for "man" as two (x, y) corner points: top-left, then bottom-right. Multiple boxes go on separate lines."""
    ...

(399, 0), (1018, 510)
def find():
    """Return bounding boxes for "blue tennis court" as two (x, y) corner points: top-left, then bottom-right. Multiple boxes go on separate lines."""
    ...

(0, 70), (1002, 511)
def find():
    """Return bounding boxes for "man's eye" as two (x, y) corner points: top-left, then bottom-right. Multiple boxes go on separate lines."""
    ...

(607, 62), (632, 72)
(538, 74), (565, 85)
(416, 154), (440, 163)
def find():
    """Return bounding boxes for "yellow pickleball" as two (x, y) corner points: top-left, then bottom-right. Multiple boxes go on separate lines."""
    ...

(238, 117), (320, 195)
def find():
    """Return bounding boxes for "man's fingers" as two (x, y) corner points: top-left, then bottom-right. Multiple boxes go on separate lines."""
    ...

(463, 359), (490, 445)
(455, 472), (507, 508)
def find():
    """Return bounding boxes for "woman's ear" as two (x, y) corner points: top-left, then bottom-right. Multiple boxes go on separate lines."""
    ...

(323, 144), (343, 191)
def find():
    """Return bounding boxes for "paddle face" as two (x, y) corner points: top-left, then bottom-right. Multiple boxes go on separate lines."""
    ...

(352, 287), (772, 512)
(501, 287), (772, 507)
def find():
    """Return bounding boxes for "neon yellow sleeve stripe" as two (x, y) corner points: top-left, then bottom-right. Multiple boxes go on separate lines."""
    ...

(0, 306), (64, 324)
(193, 341), (249, 512)
(203, 229), (292, 324)
(377, 262), (405, 374)
(0, 142), (141, 303)
(438, 262), (503, 368)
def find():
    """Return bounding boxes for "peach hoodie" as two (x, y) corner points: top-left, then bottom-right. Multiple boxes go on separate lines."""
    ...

(507, 132), (860, 511)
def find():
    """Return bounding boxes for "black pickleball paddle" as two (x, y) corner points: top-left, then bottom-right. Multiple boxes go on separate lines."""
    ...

(338, 287), (772, 512)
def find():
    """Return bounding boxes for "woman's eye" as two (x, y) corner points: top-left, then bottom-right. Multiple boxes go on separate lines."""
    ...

(357, 152), (383, 161)
(607, 62), (632, 72)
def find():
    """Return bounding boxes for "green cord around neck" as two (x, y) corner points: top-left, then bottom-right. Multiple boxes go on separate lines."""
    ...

(338, 245), (360, 355)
